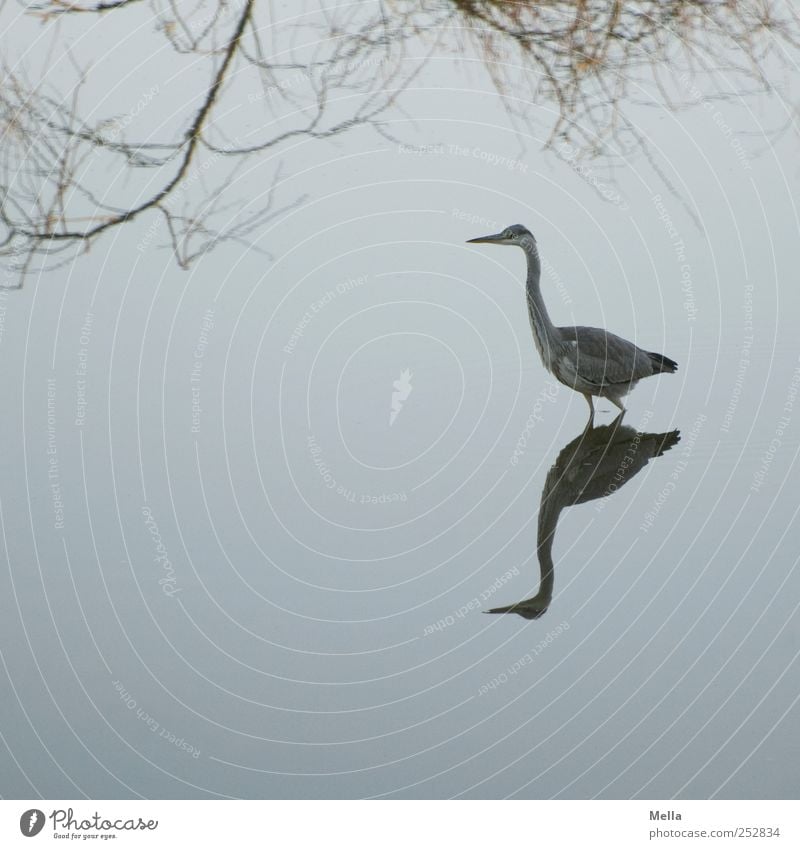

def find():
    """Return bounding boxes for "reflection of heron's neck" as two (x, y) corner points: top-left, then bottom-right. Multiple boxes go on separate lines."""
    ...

(524, 242), (558, 367)
(534, 474), (562, 608)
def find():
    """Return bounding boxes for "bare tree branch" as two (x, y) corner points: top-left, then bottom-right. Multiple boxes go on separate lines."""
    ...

(28, 0), (148, 18)
(446, 0), (799, 151)
(0, 0), (418, 285)
(1, 0), (798, 286)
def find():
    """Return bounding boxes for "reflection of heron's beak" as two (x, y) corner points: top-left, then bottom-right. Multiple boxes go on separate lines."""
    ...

(466, 232), (505, 244)
(485, 602), (548, 620)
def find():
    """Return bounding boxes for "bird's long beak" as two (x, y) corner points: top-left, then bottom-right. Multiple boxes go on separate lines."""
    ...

(466, 232), (505, 244)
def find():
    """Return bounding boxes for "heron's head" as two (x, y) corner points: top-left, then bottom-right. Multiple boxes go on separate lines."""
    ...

(466, 223), (535, 249)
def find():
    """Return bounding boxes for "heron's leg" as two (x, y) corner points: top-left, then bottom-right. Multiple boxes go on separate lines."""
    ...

(609, 395), (626, 413)
(582, 393), (595, 424)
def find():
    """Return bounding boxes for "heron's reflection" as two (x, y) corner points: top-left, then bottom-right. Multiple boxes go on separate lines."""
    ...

(488, 414), (680, 620)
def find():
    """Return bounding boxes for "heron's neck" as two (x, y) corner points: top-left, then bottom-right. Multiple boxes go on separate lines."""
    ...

(524, 244), (558, 364)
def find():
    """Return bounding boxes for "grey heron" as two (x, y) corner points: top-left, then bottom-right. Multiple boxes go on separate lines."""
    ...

(487, 415), (680, 619)
(467, 224), (677, 418)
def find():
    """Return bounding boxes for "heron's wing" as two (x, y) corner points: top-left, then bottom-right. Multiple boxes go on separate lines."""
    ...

(560, 326), (655, 386)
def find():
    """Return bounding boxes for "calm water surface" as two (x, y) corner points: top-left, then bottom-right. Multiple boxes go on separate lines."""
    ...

(1, 11), (799, 801)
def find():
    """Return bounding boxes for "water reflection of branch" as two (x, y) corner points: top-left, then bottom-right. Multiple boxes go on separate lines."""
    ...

(3, 1), (797, 283)
(487, 413), (680, 620)
(448, 1), (799, 152)
(0, 0), (424, 285)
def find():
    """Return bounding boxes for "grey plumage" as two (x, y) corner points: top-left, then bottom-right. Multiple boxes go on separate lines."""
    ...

(467, 224), (677, 418)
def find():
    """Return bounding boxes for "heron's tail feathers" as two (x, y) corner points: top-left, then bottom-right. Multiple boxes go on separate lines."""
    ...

(648, 352), (678, 374)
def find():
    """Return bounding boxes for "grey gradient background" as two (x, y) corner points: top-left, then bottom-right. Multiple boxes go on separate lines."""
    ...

(0, 2), (799, 799)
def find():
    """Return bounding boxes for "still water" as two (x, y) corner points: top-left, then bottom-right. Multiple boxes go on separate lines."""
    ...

(1, 8), (799, 801)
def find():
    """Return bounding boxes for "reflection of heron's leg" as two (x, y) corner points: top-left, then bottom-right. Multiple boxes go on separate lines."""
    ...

(610, 410), (626, 431)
